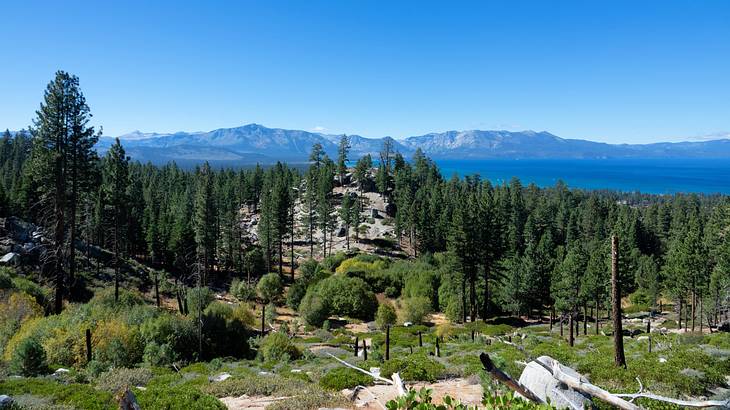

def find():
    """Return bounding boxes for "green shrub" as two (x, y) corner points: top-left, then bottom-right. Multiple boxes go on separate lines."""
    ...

(204, 373), (308, 397)
(384, 286), (400, 298)
(386, 388), (552, 410)
(0, 268), (14, 288)
(265, 302), (278, 325)
(321, 252), (347, 272)
(315, 275), (377, 320)
(402, 268), (439, 310)
(286, 280), (309, 310)
(11, 338), (47, 376)
(260, 332), (300, 362)
(186, 287), (214, 313)
(201, 302), (251, 360)
(230, 279), (256, 301)
(95, 367), (153, 393)
(376, 302), (397, 330)
(0, 378), (115, 409)
(91, 287), (145, 310)
(380, 354), (444, 382)
(319, 367), (374, 391)
(93, 319), (144, 367)
(298, 290), (330, 327)
(135, 384), (225, 409)
(140, 313), (198, 365)
(400, 296), (432, 324)
(629, 289), (651, 306)
(257, 273), (284, 303)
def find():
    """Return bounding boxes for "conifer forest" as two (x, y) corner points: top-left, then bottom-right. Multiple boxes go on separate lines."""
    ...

(1, 73), (729, 410)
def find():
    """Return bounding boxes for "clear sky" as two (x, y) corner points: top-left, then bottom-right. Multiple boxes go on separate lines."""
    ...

(1, 1), (729, 144)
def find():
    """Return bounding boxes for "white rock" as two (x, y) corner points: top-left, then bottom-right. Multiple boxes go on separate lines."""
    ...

(403, 322), (413, 327)
(517, 356), (592, 410)
(658, 357), (667, 363)
(210, 372), (232, 382)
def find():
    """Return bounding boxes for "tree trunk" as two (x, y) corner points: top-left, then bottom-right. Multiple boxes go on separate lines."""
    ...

(569, 309), (574, 347)
(678, 298), (682, 330)
(611, 235), (626, 368)
(154, 272), (160, 307)
(470, 269), (477, 322)
(583, 302), (588, 335)
(699, 291), (703, 333)
(595, 296), (600, 335)
(114, 210), (120, 303)
(482, 264), (490, 321)
(461, 275), (467, 323)
(692, 289), (697, 332)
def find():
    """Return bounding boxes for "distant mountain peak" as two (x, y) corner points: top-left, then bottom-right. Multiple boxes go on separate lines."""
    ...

(93, 123), (730, 165)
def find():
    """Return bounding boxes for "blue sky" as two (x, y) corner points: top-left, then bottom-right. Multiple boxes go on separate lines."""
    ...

(1, 1), (729, 144)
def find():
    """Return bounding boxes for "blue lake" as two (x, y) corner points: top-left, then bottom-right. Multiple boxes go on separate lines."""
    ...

(434, 158), (730, 195)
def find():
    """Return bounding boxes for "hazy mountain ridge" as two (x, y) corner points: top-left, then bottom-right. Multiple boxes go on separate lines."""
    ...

(31, 123), (730, 164)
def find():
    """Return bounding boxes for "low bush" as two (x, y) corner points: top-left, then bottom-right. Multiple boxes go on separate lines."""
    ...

(140, 313), (198, 365)
(230, 279), (256, 301)
(186, 287), (214, 313)
(399, 296), (432, 324)
(257, 273), (284, 304)
(319, 366), (373, 390)
(298, 290), (330, 327)
(0, 378), (114, 409)
(204, 372), (308, 397)
(95, 367), (153, 393)
(380, 354), (445, 382)
(200, 302), (251, 360)
(135, 383), (225, 409)
(376, 302), (397, 330)
(259, 332), (300, 362)
(93, 319), (144, 368)
(314, 275), (377, 320)
(321, 252), (348, 272)
(10, 337), (47, 376)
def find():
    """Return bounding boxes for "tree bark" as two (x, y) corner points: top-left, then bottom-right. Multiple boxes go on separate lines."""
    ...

(611, 235), (626, 368)
(569, 308), (575, 347)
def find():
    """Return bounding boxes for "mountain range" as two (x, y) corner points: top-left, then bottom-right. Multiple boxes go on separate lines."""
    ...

(86, 123), (730, 165)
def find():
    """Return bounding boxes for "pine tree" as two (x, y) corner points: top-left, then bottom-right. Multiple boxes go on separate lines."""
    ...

(103, 138), (130, 302)
(194, 162), (217, 284)
(29, 71), (99, 313)
(337, 135), (350, 186)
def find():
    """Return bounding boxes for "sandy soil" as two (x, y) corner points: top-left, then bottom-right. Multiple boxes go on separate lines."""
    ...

(345, 377), (484, 409)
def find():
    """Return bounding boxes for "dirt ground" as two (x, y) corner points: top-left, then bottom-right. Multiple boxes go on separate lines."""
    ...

(220, 377), (483, 410)
(345, 377), (484, 409)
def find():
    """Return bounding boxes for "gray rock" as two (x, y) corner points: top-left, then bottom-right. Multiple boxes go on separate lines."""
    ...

(517, 356), (592, 410)
(209, 372), (232, 382)
(0, 395), (14, 409)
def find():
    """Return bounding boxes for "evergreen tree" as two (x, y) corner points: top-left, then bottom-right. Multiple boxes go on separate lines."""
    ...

(103, 138), (130, 302)
(194, 162), (217, 284)
(28, 71), (99, 313)
(336, 135), (350, 186)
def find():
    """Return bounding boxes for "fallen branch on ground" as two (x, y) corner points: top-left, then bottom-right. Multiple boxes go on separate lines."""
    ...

(325, 352), (407, 397)
(479, 353), (544, 404)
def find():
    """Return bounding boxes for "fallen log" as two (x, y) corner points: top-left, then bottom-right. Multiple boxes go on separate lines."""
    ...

(325, 352), (407, 396)
(479, 353), (544, 404)
(547, 359), (639, 410)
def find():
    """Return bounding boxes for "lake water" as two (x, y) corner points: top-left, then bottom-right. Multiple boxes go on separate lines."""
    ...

(435, 158), (730, 195)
